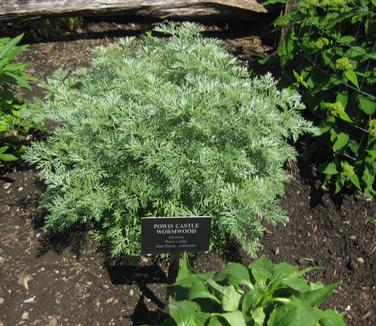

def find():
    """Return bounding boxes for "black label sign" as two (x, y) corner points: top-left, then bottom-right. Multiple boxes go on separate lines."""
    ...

(141, 216), (211, 254)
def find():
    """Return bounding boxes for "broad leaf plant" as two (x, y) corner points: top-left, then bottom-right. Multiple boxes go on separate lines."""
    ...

(161, 254), (346, 326)
(263, 0), (376, 195)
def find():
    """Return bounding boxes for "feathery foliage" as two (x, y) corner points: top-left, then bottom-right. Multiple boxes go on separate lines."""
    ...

(24, 23), (315, 256)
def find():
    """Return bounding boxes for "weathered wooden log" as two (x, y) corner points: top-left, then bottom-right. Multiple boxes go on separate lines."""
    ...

(0, 1), (267, 21)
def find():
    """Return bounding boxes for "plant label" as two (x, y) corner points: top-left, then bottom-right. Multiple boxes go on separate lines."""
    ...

(141, 216), (211, 254)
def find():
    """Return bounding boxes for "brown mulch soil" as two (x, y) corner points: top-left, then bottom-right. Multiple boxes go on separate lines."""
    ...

(0, 20), (375, 326)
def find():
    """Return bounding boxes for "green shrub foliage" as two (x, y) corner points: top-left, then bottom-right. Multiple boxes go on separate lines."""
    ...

(24, 17), (84, 40)
(0, 35), (35, 161)
(263, 0), (376, 196)
(161, 254), (346, 326)
(24, 23), (314, 256)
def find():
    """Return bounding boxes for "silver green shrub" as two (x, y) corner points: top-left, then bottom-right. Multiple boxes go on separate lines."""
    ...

(24, 23), (315, 256)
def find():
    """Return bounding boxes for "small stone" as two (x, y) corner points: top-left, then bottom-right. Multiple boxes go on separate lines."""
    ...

(356, 257), (365, 264)
(0, 297), (4, 304)
(48, 317), (58, 326)
(129, 289), (134, 296)
(18, 187), (24, 192)
(350, 235), (356, 240)
(3, 183), (11, 189)
(21, 312), (29, 320)
(275, 247), (280, 255)
(106, 298), (114, 304)
(24, 297), (36, 303)
(345, 305), (351, 311)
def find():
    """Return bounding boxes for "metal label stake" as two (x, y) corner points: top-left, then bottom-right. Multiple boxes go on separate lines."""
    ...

(140, 216), (212, 299)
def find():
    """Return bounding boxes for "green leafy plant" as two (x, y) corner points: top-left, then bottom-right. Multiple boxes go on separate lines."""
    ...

(262, 0), (376, 196)
(24, 23), (315, 257)
(160, 254), (346, 326)
(0, 34), (35, 162)
(25, 16), (84, 39)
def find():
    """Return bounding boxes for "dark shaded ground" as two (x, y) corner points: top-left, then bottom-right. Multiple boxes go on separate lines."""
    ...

(0, 20), (375, 326)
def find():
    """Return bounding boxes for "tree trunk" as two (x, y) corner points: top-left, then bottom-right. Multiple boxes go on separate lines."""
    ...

(0, 0), (267, 21)
(281, 0), (297, 38)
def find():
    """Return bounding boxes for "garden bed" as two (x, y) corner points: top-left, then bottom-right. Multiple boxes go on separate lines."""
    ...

(0, 20), (375, 326)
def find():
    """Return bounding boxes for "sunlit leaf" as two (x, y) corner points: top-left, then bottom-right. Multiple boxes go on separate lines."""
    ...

(332, 133), (349, 152)
(299, 284), (338, 306)
(318, 310), (346, 326)
(168, 298), (201, 326)
(214, 263), (251, 287)
(319, 162), (338, 175)
(0, 152), (17, 161)
(344, 70), (359, 88)
(358, 96), (376, 115)
(268, 298), (320, 326)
